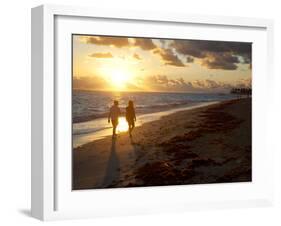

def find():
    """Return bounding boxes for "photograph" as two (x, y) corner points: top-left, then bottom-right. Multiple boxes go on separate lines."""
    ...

(72, 34), (252, 190)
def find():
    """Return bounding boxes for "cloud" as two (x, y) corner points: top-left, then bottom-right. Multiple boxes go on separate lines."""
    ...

(79, 36), (130, 48)
(88, 52), (113, 58)
(73, 76), (108, 90)
(133, 38), (157, 50)
(235, 78), (252, 88)
(171, 40), (252, 70)
(79, 35), (158, 51)
(133, 53), (142, 60)
(201, 52), (239, 70)
(153, 48), (185, 67)
(191, 79), (230, 89)
(186, 56), (194, 63)
(136, 74), (250, 92)
(137, 75), (205, 92)
(74, 74), (251, 93)
(77, 35), (251, 71)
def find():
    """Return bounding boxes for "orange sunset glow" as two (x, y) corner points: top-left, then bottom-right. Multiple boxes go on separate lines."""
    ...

(73, 35), (252, 93)
(72, 34), (253, 190)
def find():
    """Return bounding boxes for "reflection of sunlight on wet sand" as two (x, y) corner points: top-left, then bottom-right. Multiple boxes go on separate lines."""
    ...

(117, 117), (128, 133)
(73, 101), (220, 148)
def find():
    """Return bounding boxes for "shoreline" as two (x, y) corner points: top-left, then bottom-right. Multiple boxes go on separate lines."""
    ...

(73, 90), (239, 123)
(73, 98), (251, 189)
(73, 100), (222, 148)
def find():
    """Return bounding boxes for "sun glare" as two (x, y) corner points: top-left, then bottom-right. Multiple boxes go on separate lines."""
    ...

(98, 60), (135, 91)
(105, 67), (132, 90)
(110, 70), (129, 89)
(117, 117), (129, 132)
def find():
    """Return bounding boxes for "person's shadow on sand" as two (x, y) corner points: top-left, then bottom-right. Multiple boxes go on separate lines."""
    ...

(102, 137), (120, 187)
(129, 135), (140, 161)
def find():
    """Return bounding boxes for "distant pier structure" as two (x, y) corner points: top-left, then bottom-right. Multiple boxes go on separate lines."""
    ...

(230, 88), (252, 97)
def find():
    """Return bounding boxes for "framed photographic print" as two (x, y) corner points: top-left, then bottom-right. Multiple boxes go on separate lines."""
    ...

(31, 4), (274, 221)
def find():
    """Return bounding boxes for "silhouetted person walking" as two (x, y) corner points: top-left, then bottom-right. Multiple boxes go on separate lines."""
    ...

(126, 100), (136, 137)
(108, 100), (121, 137)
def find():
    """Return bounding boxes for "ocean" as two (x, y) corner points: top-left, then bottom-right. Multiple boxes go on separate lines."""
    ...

(73, 90), (236, 148)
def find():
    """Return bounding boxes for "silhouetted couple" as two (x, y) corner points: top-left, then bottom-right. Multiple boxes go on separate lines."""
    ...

(108, 100), (136, 137)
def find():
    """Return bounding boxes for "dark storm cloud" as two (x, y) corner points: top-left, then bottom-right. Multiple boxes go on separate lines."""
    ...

(171, 40), (252, 70)
(80, 36), (130, 48)
(88, 52), (113, 58)
(133, 38), (157, 50)
(153, 48), (185, 67)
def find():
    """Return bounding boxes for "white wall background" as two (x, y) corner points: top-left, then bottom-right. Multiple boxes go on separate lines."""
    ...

(0, 0), (280, 225)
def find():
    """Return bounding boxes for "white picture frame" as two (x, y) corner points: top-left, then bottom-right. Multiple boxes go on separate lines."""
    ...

(31, 4), (274, 221)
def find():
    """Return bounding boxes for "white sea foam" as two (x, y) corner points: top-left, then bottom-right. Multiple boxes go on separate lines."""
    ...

(73, 90), (236, 123)
(73, 101), (220, 148)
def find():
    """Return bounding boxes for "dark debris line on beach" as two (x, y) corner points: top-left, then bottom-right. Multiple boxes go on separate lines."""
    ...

(73, 99), (252, 189)
(119, 99), (252, 188)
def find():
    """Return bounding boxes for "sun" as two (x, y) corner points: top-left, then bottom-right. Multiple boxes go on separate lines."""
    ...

(110, 70), (129, 89)
(105, 67), (131, 90)
(98, 61), (134, 91)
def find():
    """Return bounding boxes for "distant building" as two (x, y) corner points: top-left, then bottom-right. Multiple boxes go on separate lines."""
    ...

(230, 88), (252, 96)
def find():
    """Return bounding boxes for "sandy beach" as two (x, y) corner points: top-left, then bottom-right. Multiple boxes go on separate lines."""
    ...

(73, 98), (252, 190)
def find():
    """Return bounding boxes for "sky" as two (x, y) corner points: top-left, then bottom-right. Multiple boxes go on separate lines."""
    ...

(72, 34), (252, 93)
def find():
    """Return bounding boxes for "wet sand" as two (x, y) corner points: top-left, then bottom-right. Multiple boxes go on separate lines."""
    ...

(73, 98), (252, 190)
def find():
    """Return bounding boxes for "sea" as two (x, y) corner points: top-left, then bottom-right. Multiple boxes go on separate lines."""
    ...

(73, 90), (236, 148)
